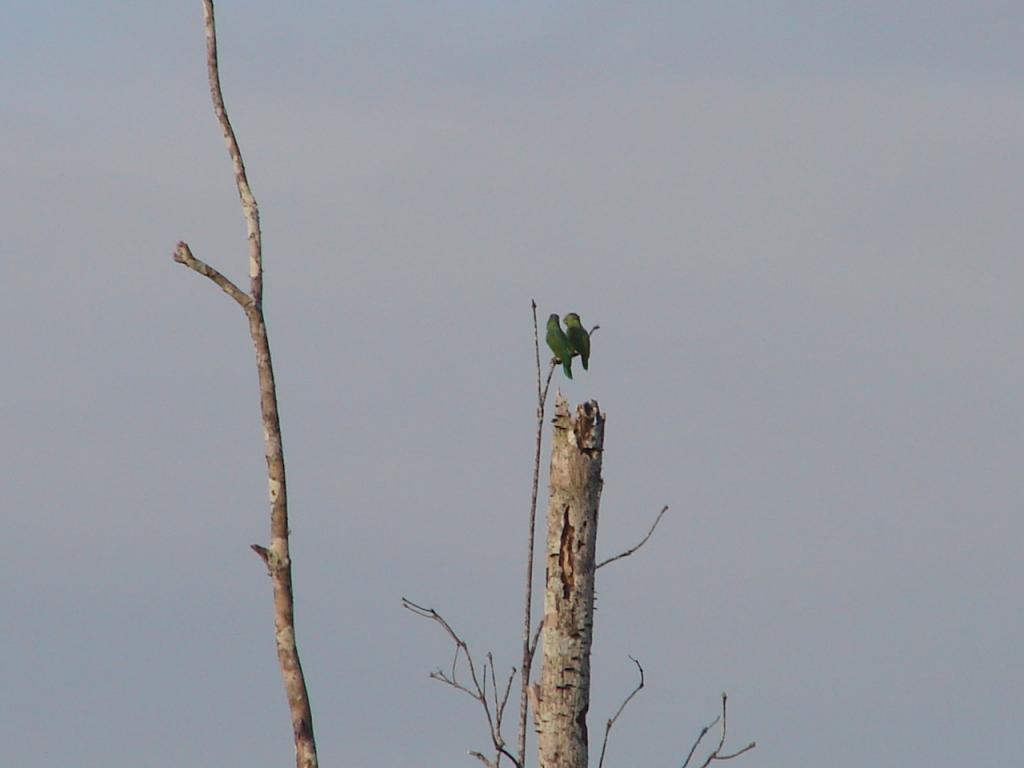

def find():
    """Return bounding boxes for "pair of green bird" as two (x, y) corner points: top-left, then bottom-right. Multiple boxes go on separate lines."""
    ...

(546, 313), (590, 379)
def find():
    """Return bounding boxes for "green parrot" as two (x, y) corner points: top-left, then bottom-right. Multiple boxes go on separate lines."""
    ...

(564, 312), (590, 370)
(545, 313), (574, 379)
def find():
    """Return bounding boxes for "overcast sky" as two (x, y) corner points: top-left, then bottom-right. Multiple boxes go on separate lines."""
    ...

(3, 2), (1022, 766)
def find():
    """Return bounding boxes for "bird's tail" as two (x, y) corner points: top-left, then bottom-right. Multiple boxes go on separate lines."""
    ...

(563, 360), (573, 379)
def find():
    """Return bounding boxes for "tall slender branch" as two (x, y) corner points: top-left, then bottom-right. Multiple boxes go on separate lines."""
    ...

(518, 300), (556, 766)
(173, 3), (317, 767)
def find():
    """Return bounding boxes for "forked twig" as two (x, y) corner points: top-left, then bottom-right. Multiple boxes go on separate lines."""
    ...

(597, 657), (645, 768)
(403, 598), (521, 768)
(681, 693), (756, 768)
(596, 505), (669, 569)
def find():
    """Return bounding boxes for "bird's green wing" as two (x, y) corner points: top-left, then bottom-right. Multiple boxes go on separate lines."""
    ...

(564, 314), (591, 370)
(566, 327), (589, 370)
(545, 315), (574, 379)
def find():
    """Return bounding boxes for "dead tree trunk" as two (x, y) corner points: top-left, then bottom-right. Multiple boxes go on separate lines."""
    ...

(536, 394), (605, 768)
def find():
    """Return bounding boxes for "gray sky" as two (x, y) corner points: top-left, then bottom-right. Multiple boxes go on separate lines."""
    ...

(3, 2), (1022, 766)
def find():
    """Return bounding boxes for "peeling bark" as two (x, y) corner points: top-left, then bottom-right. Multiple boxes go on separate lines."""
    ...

(537, 394), (605, 768)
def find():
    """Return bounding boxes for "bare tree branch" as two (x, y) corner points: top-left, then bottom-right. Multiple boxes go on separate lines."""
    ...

(469, 750), (497, 768)
(493, 655), (517, 737)
(526, 616), (544, 668)
(517, 300), (556, 766)
(172, 4), (317, 767)
(680, 718), (716, 768)
(596, 505), (669, 570)
(172, 242), (254, 310)
(597, 657), (645, 768)
(711, 744), (758, 762)
(403, 598), (521, 768)
(533, 300), (543, 405)
(681, 693), (756, 768)
(200, 0), (262, 306)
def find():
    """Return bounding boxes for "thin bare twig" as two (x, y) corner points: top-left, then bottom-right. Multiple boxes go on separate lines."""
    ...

(681, 717), (716, 768)
(526, 616), (544, 668)
(597, 657), (645, 768)
(533, 301), (543, 405)
(596, 505), (669, 569)
(491, 652), (517, 755)
(469, 750), (498, 768)
(403, 598), (521, 768)
(518, 300), (556, 766)
(712, 744), (758, 762)
(681, 693), (756, 768)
